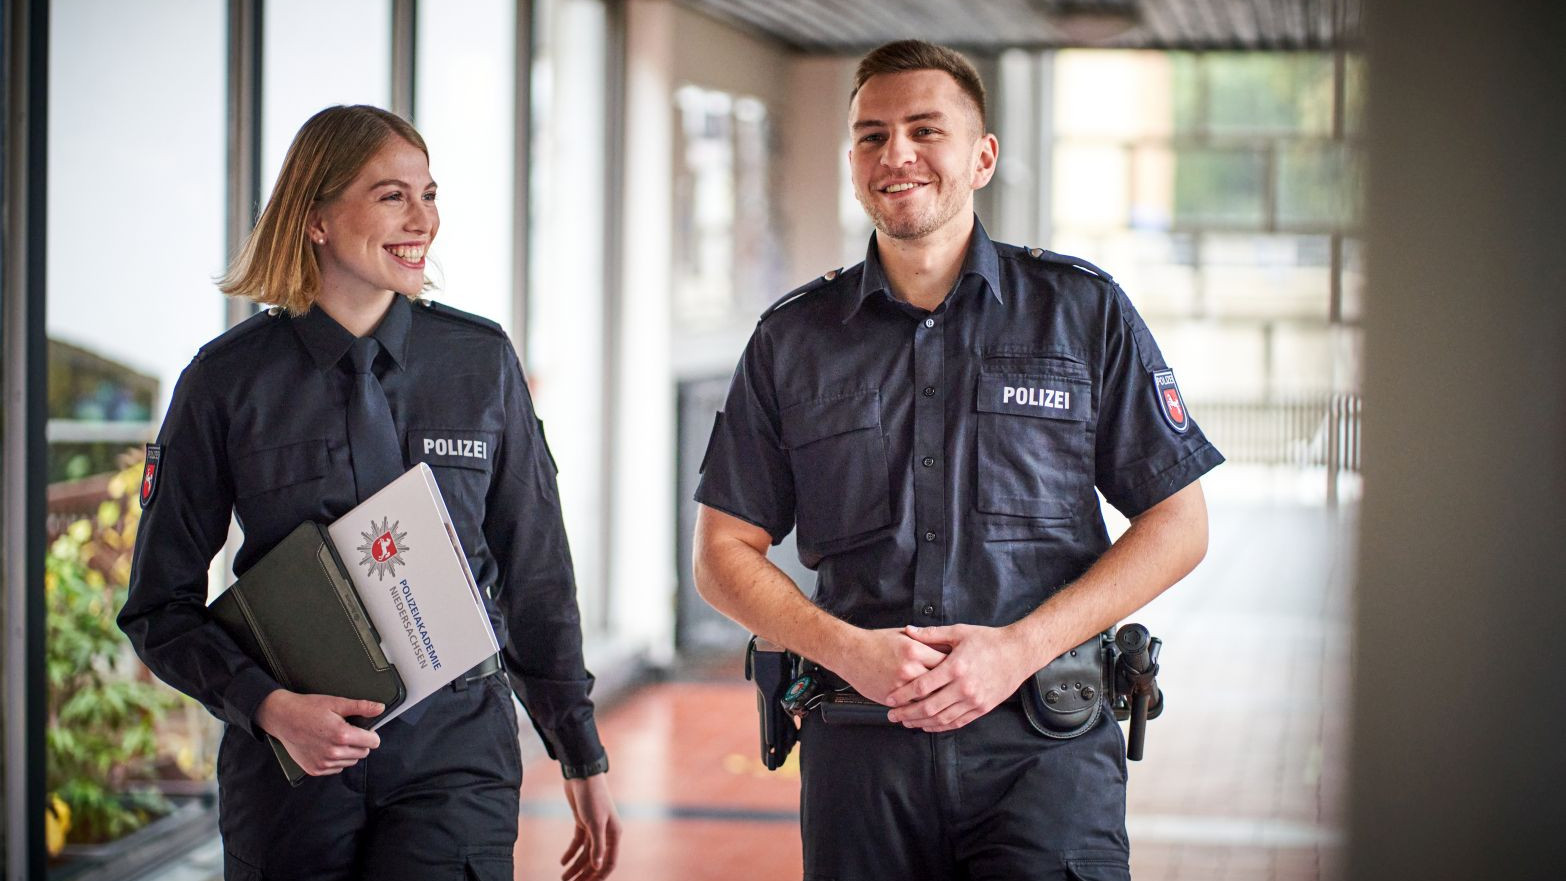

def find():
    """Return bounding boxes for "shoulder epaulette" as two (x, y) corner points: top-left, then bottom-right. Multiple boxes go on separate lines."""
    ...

(760, 267), (845, 321)
(1020, 247), (1116, 284)
(195, 308), (277, 361)
(416, 298), (506, 337)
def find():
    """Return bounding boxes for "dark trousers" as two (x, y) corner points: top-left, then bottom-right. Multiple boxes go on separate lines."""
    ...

(800, 700), (1131, 881)
(217, 675), (522, 881)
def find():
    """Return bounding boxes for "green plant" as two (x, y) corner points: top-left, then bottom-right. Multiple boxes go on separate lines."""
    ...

(45, 460), (181, 845)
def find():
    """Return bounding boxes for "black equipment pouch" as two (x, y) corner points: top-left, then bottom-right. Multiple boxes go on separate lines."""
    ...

(1020, 631), (1115, 739)
(816, 690), (894, 726)
(745, 635), (800, 769)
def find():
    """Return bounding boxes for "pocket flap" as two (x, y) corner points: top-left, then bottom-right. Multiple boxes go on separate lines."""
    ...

(780, 390), (881, 449)
(976, 373), (1090, 421)
(232, 439), (329, 499)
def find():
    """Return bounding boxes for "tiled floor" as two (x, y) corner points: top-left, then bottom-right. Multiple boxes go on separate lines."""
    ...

(136, 500), (1350, 881)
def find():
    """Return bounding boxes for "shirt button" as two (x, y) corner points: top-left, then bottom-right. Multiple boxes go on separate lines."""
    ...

(924, 318), (935, 328)
(922, 604), (936, 616)
(922, 386), (936, 397)
(924, 530), (937, 542)
(922, 456), (935, 467)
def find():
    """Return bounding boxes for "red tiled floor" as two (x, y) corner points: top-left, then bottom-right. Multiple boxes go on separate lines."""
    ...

(515, 681), (803, 881)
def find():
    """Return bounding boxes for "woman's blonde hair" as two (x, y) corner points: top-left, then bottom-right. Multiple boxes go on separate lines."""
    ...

(219, 105), (430, 314)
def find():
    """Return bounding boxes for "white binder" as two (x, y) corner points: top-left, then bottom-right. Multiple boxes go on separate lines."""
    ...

(327, 463), (500, 727)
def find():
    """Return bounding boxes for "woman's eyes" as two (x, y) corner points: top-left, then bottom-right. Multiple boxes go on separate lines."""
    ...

(379, 191), (437, 202)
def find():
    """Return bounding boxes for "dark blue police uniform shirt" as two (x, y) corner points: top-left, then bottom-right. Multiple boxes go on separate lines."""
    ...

(120, 294), (608, 777)
(696, 219), (1224, 631)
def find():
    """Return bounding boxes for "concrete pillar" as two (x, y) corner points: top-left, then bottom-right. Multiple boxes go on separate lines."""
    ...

(1350, 2), (1566, 879)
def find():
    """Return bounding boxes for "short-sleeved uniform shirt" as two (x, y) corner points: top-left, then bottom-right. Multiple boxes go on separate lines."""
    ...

(119, 294), (607, 777)
(696, 220), (1224, 631)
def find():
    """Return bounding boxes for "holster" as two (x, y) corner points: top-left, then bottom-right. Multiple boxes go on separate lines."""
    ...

(1020, 631), (1115, 739)
(745, 636), (800, 769)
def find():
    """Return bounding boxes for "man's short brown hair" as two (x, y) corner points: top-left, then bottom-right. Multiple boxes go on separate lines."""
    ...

(851, 40), (987, 131)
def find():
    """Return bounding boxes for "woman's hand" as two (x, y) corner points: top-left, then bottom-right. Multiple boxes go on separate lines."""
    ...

(560, 772), (622, 880)
(254, 689), (383, 776)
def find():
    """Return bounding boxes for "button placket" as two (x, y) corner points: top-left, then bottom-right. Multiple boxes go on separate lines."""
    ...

(911, 312), (946, 625)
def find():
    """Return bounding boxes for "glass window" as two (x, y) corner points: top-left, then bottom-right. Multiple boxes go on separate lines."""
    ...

(1202, 233), (1332, 320)
(528, 0), (608, 632)
(1053, 143), (1130, 231)
(262, 0), (392, 197)
(1205, 53), (1333, 136)
(1055, 50), (1174, 138)
(1343, 55), (1367, 138)
(46, 0), (228, 860)
(673, 85), (736, 327)
(1173, 147), (1265, 228)
(1129, 144), (1174, 230)
(415, 0), (517, 332)
(1340, 236), (1365, 322)
(1278, 142), (1359, 229)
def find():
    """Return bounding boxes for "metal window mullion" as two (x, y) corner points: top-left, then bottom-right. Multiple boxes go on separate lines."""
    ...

(225, 0), (262, 331)
(3, 1), (50, 877)
(390, 0), (416, 121)
(599, 0), (626, 634)
(512, 0), (533, 358)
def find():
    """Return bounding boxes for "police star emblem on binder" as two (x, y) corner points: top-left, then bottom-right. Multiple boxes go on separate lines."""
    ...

(357, 518), (410, 580)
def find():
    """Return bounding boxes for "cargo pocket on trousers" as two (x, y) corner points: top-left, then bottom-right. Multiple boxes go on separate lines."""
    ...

(975, 371), (1093, 520)
(780, 389), (892, 549)
(1064, 850), (1131, 881)
(465, 846), (515, 881)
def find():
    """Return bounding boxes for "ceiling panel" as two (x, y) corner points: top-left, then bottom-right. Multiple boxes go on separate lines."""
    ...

(672, 0), (1363, 53)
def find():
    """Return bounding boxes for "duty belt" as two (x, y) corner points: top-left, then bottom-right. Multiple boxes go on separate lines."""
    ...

(451, 652), (504, 691)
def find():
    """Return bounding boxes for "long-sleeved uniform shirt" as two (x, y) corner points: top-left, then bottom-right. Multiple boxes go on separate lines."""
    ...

(696, 219), (1224, 630)
(119, 294), (608, 778)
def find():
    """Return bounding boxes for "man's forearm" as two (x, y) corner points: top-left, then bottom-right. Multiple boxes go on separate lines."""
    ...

(1008, 481), (1209, 669)
(692, 512), (856, 665)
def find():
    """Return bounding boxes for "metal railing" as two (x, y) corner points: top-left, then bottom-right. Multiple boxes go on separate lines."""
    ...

(1191, 393), (1362, 503)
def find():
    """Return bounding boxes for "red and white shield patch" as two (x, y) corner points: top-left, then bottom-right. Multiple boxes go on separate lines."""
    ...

(140, 444), (163, 508)
(1152, 370), (1190, 433)
(371, 531), (398, 563)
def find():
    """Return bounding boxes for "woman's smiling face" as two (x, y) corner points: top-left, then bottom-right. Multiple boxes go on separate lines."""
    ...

(310, 137), (439, 299)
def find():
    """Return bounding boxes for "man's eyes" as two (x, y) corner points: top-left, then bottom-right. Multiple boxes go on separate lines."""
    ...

(857, 128), (941, 144)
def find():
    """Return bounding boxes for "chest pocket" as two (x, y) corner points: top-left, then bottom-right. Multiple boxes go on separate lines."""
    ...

(780, 389), (892, 550)
(975, 359), (1094, 520)
(408, 428), (496, 516)
(232, 439), (330, 500)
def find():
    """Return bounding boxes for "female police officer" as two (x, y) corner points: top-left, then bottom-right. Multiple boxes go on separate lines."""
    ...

(119, 105), (620, 880)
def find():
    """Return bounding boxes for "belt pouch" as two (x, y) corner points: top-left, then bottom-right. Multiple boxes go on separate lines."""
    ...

(817, 691), (895, 726)
(1021, 631), (1113, 739)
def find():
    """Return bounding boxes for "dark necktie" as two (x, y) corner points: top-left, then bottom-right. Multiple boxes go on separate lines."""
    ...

(346, 337), (403, 503)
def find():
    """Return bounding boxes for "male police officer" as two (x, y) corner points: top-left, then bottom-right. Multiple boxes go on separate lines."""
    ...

(693, 40), (1222, 880)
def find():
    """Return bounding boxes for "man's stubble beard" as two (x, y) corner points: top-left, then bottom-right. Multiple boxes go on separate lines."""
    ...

(858, 177), (970, 242)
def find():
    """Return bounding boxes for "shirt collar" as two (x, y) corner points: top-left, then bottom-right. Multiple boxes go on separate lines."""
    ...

(291, 294), (412, 371)
(843, 215), (1004, 323)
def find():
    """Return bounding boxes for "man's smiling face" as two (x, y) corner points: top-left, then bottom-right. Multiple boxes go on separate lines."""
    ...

(848, 68), (996, 242)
